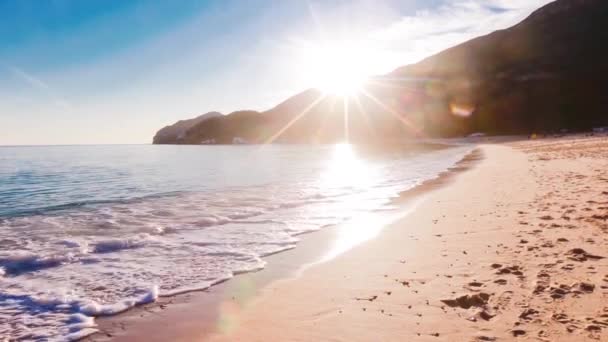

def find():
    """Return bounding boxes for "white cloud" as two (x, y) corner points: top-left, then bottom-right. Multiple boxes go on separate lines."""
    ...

(370, 0), (554, 67)
(278, 0), (553, 87)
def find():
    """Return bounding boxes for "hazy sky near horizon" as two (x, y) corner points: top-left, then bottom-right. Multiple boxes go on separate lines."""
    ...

(0, 0), (552, 145)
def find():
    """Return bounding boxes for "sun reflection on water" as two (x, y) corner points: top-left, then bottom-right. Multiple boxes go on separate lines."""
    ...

(316, 143), (411, 262)
(320, 143), (376, 190)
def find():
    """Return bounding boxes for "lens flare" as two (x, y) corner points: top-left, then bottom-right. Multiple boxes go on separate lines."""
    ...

(450, 103), (475, 117)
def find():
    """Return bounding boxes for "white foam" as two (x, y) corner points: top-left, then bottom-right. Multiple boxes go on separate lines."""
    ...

(91, 234), (153, 254)
(0, 251), (75, 275)
(66, 328), (99, 342)
(192, 215), (231, 227)
(80, 285), (159, 316)
(0, 144), (474, 340)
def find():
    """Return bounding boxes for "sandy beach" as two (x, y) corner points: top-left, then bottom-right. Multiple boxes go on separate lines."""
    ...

(91, 136), (608, 341)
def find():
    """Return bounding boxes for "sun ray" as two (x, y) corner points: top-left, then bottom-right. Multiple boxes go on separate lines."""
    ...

(353, 94), (377, 139)
(264, 94), (326, 144)
(360, 88), (425, 137)
(343, 96), (349, 142)
(313, 95), (337, 143)
(365, 77), (431, 100)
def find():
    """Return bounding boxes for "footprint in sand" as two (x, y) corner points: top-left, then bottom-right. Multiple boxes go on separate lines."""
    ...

(552, 312), (575, 325)
(602, 275), (608, 289)
(495, 291), (513, 310)
(567, 248), (605, 262)
(550, 284), (573, 299)
(441, 293), (490, 309)
(519, 308), (540, 321)
(574, 282), (595, 293)
(511, 329), (526, 337)
(561, 263), (576, 271)
(494, 279), (507, 285)
(496, 265), (524, 277)
(534, 271), (551, 294)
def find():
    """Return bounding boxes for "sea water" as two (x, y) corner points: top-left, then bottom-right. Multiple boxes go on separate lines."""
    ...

(0, 143), (472, 340)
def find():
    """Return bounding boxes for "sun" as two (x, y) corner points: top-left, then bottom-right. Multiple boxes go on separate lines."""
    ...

(317, 67), (366, 96)
(298, 40), (374, 96)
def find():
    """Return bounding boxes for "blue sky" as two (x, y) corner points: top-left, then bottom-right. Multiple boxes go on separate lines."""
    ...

(0, 0), (551, 145)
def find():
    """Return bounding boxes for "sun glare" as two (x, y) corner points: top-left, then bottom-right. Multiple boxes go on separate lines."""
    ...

(300, 41), (374, 96)
(321, 143), (375, 188)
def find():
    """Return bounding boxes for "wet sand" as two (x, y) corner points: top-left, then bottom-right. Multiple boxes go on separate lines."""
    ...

(92, 136), (608, 341)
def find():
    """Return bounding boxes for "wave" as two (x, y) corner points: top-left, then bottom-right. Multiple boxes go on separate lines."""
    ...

(0, 144), (475, 340)
(0, 252), (74, 277)
(91, 235), (153, 254)
(0, 190), (190, 218)
(0, 285), (158, 341)
(80, 286), (159, 316)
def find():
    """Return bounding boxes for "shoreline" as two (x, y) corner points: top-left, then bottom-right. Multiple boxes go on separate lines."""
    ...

(201, 137), (608, 341)
(86, 144), (482, 341)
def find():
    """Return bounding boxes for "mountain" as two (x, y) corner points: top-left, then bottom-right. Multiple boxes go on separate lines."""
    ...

(152, 112), (222, 144)
(154, 0), (608, 144)
(176, 88), (419, 144)
(389, 0), (608, 136)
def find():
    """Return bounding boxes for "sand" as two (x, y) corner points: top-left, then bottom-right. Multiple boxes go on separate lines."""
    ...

(92, 136), (608, 341)
(205, 138), (608, 341)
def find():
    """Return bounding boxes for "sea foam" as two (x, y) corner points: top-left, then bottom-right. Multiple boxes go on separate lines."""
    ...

(0, 144), (473, 340)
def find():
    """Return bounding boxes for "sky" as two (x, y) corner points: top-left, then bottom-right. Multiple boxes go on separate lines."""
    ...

(0, 0), (552, 145)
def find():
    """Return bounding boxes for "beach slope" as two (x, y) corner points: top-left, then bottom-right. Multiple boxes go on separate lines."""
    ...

(208, 139), (608, 341)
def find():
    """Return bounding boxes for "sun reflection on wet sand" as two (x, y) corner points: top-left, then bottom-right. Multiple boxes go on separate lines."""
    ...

(316, 143), (422, 263)
(210, 144), (436, 335)
(319, 201), (421, 264)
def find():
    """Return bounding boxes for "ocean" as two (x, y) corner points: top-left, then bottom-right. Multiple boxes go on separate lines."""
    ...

(0, 143), (472, 340)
